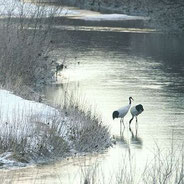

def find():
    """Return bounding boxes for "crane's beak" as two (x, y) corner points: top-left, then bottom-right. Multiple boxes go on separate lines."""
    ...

(131, 97), (134, 101)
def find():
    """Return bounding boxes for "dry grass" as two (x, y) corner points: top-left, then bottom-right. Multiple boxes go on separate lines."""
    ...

(79, 142), (184, 184)
(142, 144), (184, 184)
(0, 109), (69, 164)
(55, 87), (112, 153)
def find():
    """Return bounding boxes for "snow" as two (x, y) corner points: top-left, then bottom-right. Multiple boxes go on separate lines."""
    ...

(0, 89), (68, 139)
(0, 89), (57, 123)
(0, 89), (67, 168)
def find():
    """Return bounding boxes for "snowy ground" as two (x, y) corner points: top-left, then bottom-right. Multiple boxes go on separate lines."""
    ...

(0, 89), (68, 168)
(0, 89), (58, 123)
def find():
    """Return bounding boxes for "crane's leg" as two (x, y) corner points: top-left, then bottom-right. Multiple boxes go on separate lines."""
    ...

(129, 126), (134, 138)
(120, 118), (125, 135)
(120, 119), (122, 135)
(122, 118), (125, 128)
(129, 116), (134, 127)
(135, 126), (138, 137)
(135, 116), (138, 129)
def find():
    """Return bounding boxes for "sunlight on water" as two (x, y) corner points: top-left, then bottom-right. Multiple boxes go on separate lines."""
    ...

(54, 25), (157, 33)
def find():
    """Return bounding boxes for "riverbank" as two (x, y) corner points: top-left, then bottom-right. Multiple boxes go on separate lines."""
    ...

(0, 88), (111, 168)
(36, 0), (184, 33)
(0, 0), (111, 168)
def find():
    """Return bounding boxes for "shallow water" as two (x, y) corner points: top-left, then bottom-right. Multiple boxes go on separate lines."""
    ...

(42, 18), (184, 183)
(1, 5), (184, 184)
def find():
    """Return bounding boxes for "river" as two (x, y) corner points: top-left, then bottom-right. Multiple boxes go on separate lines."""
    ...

(1, 3), (184, 184)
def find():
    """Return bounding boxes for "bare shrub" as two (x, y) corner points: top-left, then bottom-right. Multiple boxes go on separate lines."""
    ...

(0, 1), (57, 90)
(142, 144), (184, 184)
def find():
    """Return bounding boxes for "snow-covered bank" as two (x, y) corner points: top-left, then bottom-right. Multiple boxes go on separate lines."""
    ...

(0, 89), (111, 168)
(0, 0), (147, 21)
(0, 89), (68, 167)
(0, 89), (58, 123)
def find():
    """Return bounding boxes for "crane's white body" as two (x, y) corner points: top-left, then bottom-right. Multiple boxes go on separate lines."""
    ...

(130, 106), (141, 116)
(117, 104), (131, 118)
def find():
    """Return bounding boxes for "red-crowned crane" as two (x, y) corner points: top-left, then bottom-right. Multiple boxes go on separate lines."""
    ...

(112, 97), (134, 133)
(129, 104), (144, 127)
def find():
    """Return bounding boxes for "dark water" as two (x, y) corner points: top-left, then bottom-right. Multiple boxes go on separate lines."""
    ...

(1, 12), (184, 183)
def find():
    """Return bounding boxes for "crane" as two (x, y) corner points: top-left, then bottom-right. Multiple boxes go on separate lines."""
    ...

(112, 97), (134, 133)
(129, 104), (144, 127)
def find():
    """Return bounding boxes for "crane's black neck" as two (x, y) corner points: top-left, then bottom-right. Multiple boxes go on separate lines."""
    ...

(129, 98), (132, 104)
